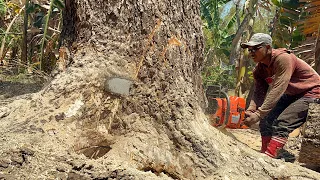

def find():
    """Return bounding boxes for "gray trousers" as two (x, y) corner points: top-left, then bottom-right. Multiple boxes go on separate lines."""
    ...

(259, 94), (319, 138)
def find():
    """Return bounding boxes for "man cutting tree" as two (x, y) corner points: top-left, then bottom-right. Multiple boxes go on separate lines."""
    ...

(241, 33), (320, 158)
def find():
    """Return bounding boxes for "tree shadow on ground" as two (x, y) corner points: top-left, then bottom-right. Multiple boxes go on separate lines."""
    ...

(0, 81), (44, 99)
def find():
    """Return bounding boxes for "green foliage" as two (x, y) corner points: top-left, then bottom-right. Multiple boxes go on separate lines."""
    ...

(0, 0), (64, 75)
(271, 0), (301, 10)
(253, 3), (276, 34)
(200, 0), (245, 92)
(40, 0), (55, 70)
(0, 0), (6, 18)
(53, 0), (65, 9)
(271, 0), (307, 49)
(202, 65), (236, 89)
(38, 0), (64, 71)
(219, 0), (239, 31)
(0, 16), (23, 49)
(201, 0), (241, 64)
(201, 0), (214, 28)
(33, 12), (45, 28)
(26, 2), (41, 14)
(22, 0), (64, 72)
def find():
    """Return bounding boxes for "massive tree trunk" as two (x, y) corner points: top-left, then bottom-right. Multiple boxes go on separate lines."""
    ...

(0, 0), (319, 179)
(315, 37), (320, 74)
(299, 103), (320, 167)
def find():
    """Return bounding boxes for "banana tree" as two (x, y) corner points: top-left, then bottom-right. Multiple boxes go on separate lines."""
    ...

(271, 0), (320, 73)
(233, 0), (274, 97)
(232, 0), (259, 97)
(201, 0), (234, 63)
(23, 0), (64, 73)
(201, 0), (243, 89)
(299, 0), (320, 73)
(0, 0), (64, 74)
(39, 0), (64, 71)
(271, 0), (304, 48)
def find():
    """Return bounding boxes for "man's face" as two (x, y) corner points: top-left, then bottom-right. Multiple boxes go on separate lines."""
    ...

(248, 44), (267, 63)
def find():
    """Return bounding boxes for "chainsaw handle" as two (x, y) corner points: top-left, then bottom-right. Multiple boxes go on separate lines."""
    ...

(218, 90), (230, 126)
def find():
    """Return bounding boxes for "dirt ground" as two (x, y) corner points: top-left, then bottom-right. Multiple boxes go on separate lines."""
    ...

(1, 74), (319, 176)
(228, 128), (320, 173)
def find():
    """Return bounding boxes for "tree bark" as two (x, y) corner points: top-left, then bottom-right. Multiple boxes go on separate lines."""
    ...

(299, 103), (320, 166)
(315, 34), (320, 74)
(0, 0), (319, 179)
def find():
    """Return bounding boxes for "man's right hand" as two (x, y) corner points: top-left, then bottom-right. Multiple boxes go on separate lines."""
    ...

(243, 112), (261, 127)
(245, 108), (256, 117)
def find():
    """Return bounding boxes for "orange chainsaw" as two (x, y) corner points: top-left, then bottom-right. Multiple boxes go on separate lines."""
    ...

(205, 85), (248, 129)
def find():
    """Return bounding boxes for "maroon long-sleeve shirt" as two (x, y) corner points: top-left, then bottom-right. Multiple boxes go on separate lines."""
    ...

(250, 48), (320, 118)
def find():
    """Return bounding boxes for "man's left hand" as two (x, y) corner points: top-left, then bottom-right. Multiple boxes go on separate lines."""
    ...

(242, 112), (261, 127)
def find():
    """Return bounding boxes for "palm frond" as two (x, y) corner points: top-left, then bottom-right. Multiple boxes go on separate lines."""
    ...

(299, 0), (320, 35)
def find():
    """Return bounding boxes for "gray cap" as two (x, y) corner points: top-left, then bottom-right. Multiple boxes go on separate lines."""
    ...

(241, 33), (272, 48)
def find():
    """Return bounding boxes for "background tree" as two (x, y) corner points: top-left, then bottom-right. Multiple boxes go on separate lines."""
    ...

(0, 0), (319, 179)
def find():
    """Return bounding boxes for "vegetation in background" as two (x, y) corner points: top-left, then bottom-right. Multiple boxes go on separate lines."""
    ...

(200, 0), (241, 90)
(1, 0), (318, 85)
(271, 0), (320, 72)
(201, 0), (239, 65)
(200, 0), (320, 100)
(200, 0), (274, 93)
(202, 65), (236, 89)
(0, 0), (64, 77)
(0, 0), (6, 18)
(271, 0), (305, 49)
(0, 2), (23, 72)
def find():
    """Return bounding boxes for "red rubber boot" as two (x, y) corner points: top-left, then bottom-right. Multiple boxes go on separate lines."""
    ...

(260, 136), (272, 153)
(264, 136), (287, 158)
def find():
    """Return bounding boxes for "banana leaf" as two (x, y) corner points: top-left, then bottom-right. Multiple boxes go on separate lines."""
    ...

(272, 0), (302, 10)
